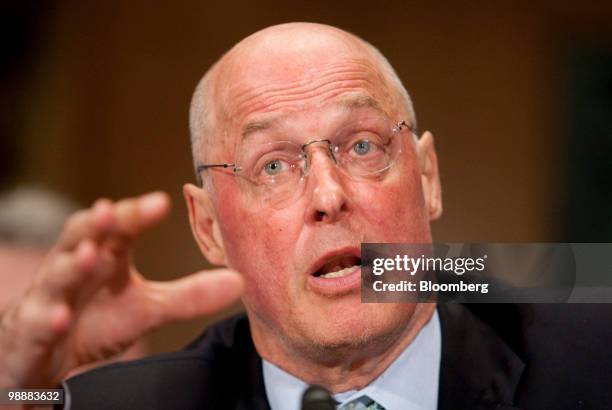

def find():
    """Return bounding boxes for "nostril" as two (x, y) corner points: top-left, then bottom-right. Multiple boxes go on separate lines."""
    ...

(315, 210), (326, 222)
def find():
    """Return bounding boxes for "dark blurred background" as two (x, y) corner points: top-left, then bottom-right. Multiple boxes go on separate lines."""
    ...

(2, 0), (611, 353)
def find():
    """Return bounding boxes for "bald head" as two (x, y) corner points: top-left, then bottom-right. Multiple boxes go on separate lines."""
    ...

(189, 23), (415, 173)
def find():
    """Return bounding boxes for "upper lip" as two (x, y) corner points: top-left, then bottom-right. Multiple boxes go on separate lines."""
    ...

(307, 246), (362, 277)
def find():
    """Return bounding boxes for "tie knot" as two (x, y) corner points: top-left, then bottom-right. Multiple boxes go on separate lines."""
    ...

(338, 395), (386, 410)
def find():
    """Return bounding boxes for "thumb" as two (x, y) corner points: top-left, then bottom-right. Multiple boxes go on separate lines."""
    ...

(148, 269), (244, 326)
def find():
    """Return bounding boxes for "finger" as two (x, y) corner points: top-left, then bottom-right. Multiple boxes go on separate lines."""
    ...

(35, 239), (100, 299)
(56, 192), (170, 254)
(0, 295), (73, 388)
(12, 240), (121, 357)
(6, 240), (118, 364)
(8, 240), (99, 348)
(39, 237), (125, 307)
(102, 192), (170, 253)
(56, 199), (114, 252)
(148, 269), (244, 326)
(17, 299), (73, 346)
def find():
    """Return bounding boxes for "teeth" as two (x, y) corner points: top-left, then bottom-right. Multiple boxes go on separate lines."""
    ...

(320, 265), (359, 279)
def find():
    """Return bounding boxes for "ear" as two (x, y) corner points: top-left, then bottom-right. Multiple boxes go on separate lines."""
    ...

(183, 183), (227, 266)
(416, 131), (443, 220)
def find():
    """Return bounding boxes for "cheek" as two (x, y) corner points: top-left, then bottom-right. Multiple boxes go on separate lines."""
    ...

(350, 163), (431, 242)
(214, 181), (300, 307)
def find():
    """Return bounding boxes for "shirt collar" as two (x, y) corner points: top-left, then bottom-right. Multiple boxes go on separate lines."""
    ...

(263, 311), (441, 410)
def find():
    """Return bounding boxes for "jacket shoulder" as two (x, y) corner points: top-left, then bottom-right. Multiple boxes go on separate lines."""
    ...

(441, 303), (612, 409)
(63, 313), (267, 410)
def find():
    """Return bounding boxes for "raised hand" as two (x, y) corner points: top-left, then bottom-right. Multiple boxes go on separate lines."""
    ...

(0, 192), (243, 388)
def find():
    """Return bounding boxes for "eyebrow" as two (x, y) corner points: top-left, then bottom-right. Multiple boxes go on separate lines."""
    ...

(337, 93), (383, 112)
(240, 93), (385, 141)
(242, 118), (277, 139)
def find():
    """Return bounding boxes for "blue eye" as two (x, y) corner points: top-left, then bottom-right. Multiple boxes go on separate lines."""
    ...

(264, 159), (284, 175)
(353, 140), (371, 155)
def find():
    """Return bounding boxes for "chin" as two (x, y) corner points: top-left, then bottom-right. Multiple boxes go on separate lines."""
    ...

(290, 301), (415, 360)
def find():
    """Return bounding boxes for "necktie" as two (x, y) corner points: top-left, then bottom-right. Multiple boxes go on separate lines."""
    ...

(338, 395), (386, 410)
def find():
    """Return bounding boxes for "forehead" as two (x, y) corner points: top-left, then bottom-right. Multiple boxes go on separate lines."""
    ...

(212, 35), (398, 149)
(241, 93), (384, 140)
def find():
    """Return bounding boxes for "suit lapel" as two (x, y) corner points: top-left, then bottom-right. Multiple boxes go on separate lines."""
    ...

(213, 315), (271, 410)
(437, 304), (525, 410)
(236, 347), (270, 410)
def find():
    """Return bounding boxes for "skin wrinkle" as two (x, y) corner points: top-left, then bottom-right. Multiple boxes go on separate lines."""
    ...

(186, 23), (441, 393)
(218, 77), (400, 163)
(236, 80), (376, 124)
(228, 77), (386, 131)
(214, 46), (402, 147)
(209, 78), (398, 175)
(242, 86), (374, 139)
(234, 59), (376, 95)
(241, 95), (385, 143)
(228, 59), (382, 111)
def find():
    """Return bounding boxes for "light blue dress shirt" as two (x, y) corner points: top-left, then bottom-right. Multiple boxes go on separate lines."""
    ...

(263, 311), (441, 410)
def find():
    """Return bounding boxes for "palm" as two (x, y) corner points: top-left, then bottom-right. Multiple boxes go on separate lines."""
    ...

(67, 266), (150, 368)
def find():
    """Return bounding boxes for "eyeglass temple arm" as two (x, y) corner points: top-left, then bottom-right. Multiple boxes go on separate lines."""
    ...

(197, 163), (237, 172)
(196, 163), (238, 186)
(398, 120), (418, 135)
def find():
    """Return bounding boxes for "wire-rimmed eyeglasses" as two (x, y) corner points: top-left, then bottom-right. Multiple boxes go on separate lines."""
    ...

(197, 115), (412, 208)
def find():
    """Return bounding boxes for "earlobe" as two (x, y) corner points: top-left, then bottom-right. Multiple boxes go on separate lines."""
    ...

(417, 131), (443, 221)
(183, 183), (227, 266)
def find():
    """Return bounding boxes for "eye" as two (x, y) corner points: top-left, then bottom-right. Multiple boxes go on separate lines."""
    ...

(264, 159), (287, 175)
(353, 140), (371, 155)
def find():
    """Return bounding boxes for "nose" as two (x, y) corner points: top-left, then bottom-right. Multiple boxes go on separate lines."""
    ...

(303, 145), (350, 224)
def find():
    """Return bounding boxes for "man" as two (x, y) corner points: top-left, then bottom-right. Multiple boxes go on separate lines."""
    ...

(0, 23), (610, 410)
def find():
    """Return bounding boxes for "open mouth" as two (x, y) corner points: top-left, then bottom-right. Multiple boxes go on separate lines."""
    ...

(312, 254), (362, 279)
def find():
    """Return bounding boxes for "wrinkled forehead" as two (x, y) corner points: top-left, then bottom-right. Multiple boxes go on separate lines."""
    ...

(210, 33), (401, 154)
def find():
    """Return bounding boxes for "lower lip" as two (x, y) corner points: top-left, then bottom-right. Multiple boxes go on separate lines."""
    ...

(307, 266), (361, 296)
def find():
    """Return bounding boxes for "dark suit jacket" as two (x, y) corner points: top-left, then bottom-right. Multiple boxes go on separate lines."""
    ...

(61, 304), (612, 409)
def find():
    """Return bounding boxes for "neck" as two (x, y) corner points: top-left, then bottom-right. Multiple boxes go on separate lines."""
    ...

(250, 303), (436, 393)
